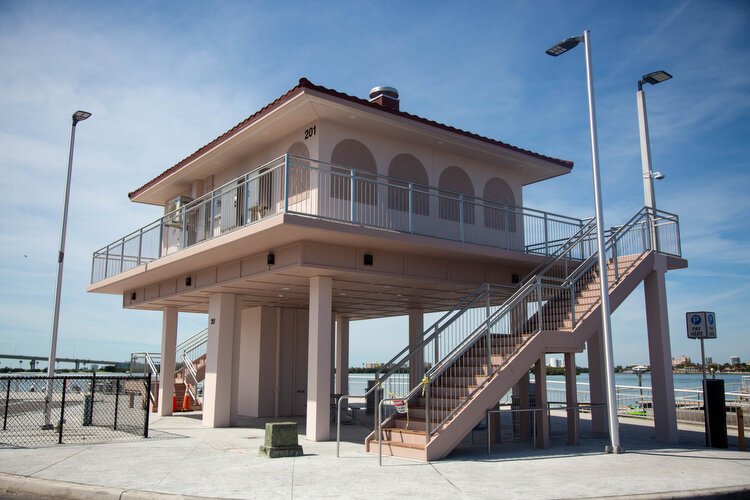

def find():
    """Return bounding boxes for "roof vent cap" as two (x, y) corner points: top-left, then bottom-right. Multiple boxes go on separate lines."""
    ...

(369, 86), (399, 111)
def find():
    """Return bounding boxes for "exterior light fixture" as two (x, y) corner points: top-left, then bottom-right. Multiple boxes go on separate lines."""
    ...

(545, 36), (583, 56)
(44, 110), (92, 429)
(638, 70), (672, 90)
(546, 30), (621, 453)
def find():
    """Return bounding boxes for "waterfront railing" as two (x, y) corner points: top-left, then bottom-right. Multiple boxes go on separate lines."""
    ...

(91, 154), (588, 283)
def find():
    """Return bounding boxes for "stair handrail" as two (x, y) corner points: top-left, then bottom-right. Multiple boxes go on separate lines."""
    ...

(176, 328), (208, 362)
(181, 351), (200, 402)
(422, 207), (671, 437)
(372, 284), (495, 382)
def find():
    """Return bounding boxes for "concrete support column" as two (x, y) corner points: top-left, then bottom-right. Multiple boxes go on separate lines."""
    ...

(587, 329), (608, 434)
(203, 293), (236, 427)
(518, 371), (531, 440)
(408, 308), (424, 388)
(534, 357), (549, 449)
(335, 316), (349, 395)
(307, 276), (333, 441)
(644, 255), (679, 444)
(158, 307), (178, 416)
(565, 352), (579, 446)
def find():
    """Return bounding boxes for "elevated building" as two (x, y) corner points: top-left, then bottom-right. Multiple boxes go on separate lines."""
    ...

(88, 78), (686, 460)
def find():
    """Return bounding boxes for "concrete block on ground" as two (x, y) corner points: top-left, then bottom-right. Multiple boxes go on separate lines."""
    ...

(259, 422), (303, 458)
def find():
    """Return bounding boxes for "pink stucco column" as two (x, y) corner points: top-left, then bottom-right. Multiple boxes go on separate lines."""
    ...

(587, 329), (608, 434)
(307, 276), (333, 441)
(565, 352), (579, 445)
(645, 254), (679, 444)
(408, 308), (424, 388)
(203, 293), (236, 428)
(335, 315), (349, 395)
(534, 357), (549, 448)
(158, 307), (178, 416)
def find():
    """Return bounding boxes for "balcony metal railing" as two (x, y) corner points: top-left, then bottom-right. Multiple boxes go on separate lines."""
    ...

(92, 154), (590, 283)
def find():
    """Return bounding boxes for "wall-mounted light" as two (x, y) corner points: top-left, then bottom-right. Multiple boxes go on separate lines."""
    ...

(130, 292), (137, 300)
(267, 253), (275, 266)
(363, 253), (374, 266)
(512, 274), (520, 284)
(185, 276), (192, 287)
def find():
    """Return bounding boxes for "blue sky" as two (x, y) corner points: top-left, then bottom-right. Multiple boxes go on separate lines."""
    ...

(0, 1), (748, 369)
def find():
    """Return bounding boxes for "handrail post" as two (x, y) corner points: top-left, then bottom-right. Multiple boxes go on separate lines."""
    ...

(284, 154), (291, 214)
(544, 212), (550, 256)
(350, 169), (356, 223)
(137, 227), (143, 266)
(378, 398), (383, 466)
(459, 194), (465, 242)
(244, 173), (250, 225)
(485, 284), (492, 376)
(504, 206), (510, 249)
(157, 218), (164, 259)
(536, 278), (543, 331)
(209, 191), (215, 236)
(425, 382), (430, 447)
(408, 183), (414, 233)
(570, 276), (577, 328)
(119, 237), (125, 273)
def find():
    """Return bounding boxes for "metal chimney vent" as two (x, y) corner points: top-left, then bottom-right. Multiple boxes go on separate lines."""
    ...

(369, 86), (400, 111)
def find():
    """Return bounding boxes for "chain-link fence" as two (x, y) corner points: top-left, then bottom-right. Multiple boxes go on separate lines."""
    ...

(1, 374), (151, 448)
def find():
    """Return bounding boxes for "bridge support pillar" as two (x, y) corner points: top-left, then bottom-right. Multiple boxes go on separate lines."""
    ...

(645, 254), (679, 444)
(158, 307), (178, 417)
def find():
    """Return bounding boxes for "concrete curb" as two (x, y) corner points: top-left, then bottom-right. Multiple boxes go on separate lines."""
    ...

(597, 484), (750, 500)
(0, 473), (218, 500)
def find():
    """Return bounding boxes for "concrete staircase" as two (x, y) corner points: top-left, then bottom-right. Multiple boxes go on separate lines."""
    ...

(365, 248), (653, 461)
(145, 351), (207, 413)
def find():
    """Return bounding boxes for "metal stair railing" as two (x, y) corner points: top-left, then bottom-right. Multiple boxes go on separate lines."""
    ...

(368, 216), (602, 438)
(371, 206), (681, 450)
(130, 352), (161, 406)
(176, 328), (207, 403)
(420, 207), (680, 440)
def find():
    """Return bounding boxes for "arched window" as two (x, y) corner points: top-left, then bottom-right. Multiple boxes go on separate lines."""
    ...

(483, 178), (517, 231)
(286, 142), (310, 199)
(330, 139), (378, 205)
(387, 154), (429, 215)
(438, 166), (475, 223)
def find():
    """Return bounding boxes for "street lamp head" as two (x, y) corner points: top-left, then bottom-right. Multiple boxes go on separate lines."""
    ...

(638, 70), (672, 90)
(545, 35), (583, 56)
(651, 171), (665, 180)
(72, 110), (92, 124)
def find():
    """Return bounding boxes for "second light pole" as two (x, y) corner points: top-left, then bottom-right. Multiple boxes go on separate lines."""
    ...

(637, 70), (672, 250)
(546, 30), (621, 453)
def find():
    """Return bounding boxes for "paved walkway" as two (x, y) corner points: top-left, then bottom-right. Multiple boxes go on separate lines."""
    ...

(1, 412), (748, 499)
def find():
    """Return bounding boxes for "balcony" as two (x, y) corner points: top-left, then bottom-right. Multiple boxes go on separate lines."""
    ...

(91, 154), (596, 284)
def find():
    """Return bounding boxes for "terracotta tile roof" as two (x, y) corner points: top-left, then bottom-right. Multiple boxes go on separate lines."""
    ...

(128, 78), (573, 200)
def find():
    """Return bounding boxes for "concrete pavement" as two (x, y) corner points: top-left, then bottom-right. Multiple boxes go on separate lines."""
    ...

(0, 412), (749, 499)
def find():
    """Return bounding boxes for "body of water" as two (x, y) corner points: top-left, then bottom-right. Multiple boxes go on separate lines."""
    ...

(347, 372), (748, 399)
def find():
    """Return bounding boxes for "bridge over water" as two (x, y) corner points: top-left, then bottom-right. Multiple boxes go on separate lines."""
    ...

(0, 354), (129, 371)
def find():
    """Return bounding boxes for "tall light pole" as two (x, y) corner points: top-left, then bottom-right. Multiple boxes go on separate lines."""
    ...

(43, 110), (91, 429)
(637, 70), (671, 250)
(546, 30), (622, 453)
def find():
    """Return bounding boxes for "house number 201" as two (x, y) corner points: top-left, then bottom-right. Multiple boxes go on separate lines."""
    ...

(304, 125), (316, 140)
